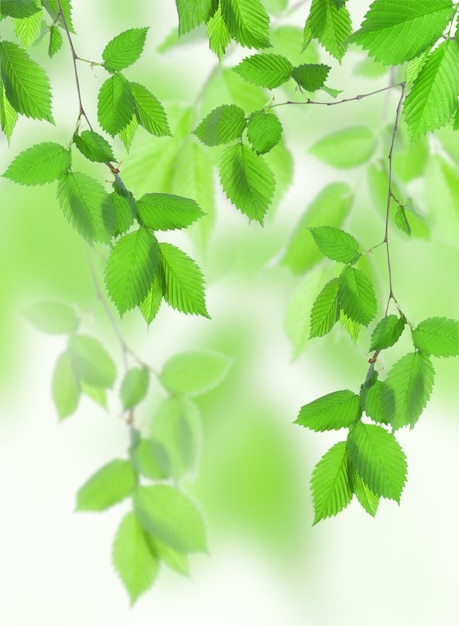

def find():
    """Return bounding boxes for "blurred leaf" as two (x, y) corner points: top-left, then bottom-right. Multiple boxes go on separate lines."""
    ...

(68, 334), (116, 388)
(160, 351), (232, 396)
(310, 127), (376, 168)
(120, 367), (150, 411)
(52, 350), (80, 420)
(76, 459), (137, 511)
(24, 301), (78, 334)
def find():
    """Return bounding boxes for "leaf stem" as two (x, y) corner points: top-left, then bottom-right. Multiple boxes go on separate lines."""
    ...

(268, 83), (405, 109)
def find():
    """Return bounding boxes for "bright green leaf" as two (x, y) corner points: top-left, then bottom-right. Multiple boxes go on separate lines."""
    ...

(3, 142), (70, 186)
(41, 0), (74, 32)
(306, 0), (352, 61)
(74, 130), (115, 163)
(131, 438), (168, 481)
(233, 53), (293, 89)
(140, 272), (165, 325)
(310, 277), (340, 338)
(310, 127), (376, 168)
(13, 9), (43, 48)
(292, 63), (330, 91)
(0, 80), (18, 142)
(309, 226), (360, 264)
(221, 0), (271, 49)
(412, 317), (459, 357)
(111, 192), (136, 237)
(350, 468), (380, 516)
(246, 110), (282, 154)
(363, 380), (388, 424)
(207, 4), (232, 59)
(102, 28), (149, 73)
(130, 82), (171, 137)
(137, 193), (205, 230)
(24, 301), (78, 335)
(48, 25), (64, 58)
(52, 350), (80, 421)
(194, 104), (246, 146)
(296, 389), (361, 431)
(76, 459), (137, 511)
(175, 0), (214, 35)
(311, 441), (353, 524)
(370, 315), (406, 351)
(1, 0), (40, 18)
(338, 266), (377, 326)
(121, 367), (150, 411)
(68, 334), (116, 388)
(98, 73), (135, 136)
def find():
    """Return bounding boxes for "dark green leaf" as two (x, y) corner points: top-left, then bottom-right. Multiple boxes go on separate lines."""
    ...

(48, 26), (63, 58)
(111, 191), (136, 237)
(296, 389), (361, 431)
(363, 380), (388, 424)
(350, 468), (380, 516)
(76, 459), (137, 511)
(102, 28), (149, 73)
(3, 142), (70, 185)
(370, 314), (406, 351)
(41, 0), (75, 32)
(221, 0), (271, 49)
(176, 0), (215, 35)
(311, 441), (353, 524)
(0, 0), (40, 18)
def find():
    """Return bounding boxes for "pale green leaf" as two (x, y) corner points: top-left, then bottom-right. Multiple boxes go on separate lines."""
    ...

(68, 334), (116, 388)
(296, 389), (361, 431)
(52, 350), (80, 421)
(310, 278), (340, 338)
(13, 9), (43, 48)
(246, 110), (282, 155)
(306, 0), (352, 61)
(102, 28), (149, 73)
(310, 127), (376, 168)
(425, 155), (459, 246)
(309, 226), (360, 264)
(131, 438), (168, 481)
(76, 459), (137, 511)
(3, 142), (70, 185)
(338, 266), (377, 326)
(412, 317), (459, 357)
(98, 73), (135, 136)
(350, 468), (380, 516)
(292, 63), (330, 91)
(137, 193), (205, 230)
(370, 315), (406, 351)
(221, 0), (271, 49)
(160, 351), (232, 396)
(74, 130), (115, 163)
(233, 53), (293, 89)
(148, 537), (189, 576)
(0, 80), (18, 142)
(339, 310), (361, 342)
(120, 367), (149, 411)
(24, 301), (78, 334)
(41, 0), (75, 32)
(194, 104), (246, 146)
(311, 441), (353, 524)
(81, 382), (107, 410)
(140, 271), (165, 325)
(130, 82), (171, 137)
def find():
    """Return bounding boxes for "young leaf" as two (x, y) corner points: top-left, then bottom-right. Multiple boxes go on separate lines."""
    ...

(74, 130), (115, 163)
(310, 277), (340, 338)
(347, 422), (407, 502)
(220, 0), (271, 49)
(351, 0), (455, 66)
(160, 351), (232, 396)
(48, 25), (64, 58)
(3, 142), (70, 186)
(382, 352), (435, 430)
(159, 242), (209, 317)
(0, 40), (53, 122)
(137, 193), (205, 230)
(140, 272), (165, 325)
(310, 127), (376, 168)
(176, 0), (215, 36)
(306, 0), (352, 61)
(246, 111), (282, 155)
(76, 459), (137, 511)
(403, 40), (459, 142)
(105, 229), (161, 316)
(120, 367), (150, 411)
(309, 226), (360, 264)
(233, 53), (293, 89)
(395, 206), (412, 236)
(13, 9), (43, 48)
(219, 143), (275, 223)
(112, 512), (160, 605)
(98, 73), (135, 136)
(296, 389), (361, 431)
(412, 317), (459, 357)
(24, 301), (79, 335)
(68, 334), (116, 388)
(134, 484), (207, 553)
(193, 104), (246, 146)
(0, 0), (40, 19)
(350, 468), (380, 517)
(311, 441), (353, 524)
(130, 82), (171, 137)
(102, 28), (149, 73)
(292, 64), (330, 91)
(338, 266), (377, 326)
(370, 315), (406, 351)
(52, 350), (80, 421)
(207, 4), (232, 59)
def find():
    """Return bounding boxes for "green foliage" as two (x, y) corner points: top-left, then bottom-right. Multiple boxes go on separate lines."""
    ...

(305, 0), (352, 61)
(246, 110), (282, 154)
(1, 0), (41, 20)
(120, 367), (150, 411)
(3, 142), (71, 185)
(412, 317), (459, 357)
(310, 278), (340, 338)
(102, 28), (149, 73)
(291, 64), (330, 92)
(52, 351), (80, 420)
(48, 26), (64, 58)
(74, 131), (115, 163)
(220, 0), (271, 49)
(310, 127), (376, 169)
(194, 104), (246, 146)
(309, 226), (361, 265)
(311, 441), (353, 524)
(130, 82), (171, 137)
(176, 0), (215, 36)
(98, 73), (135, 136)
(160, 351), (232, 396)
(137, 193), (204, 230)
(296, 390), (361, 431)
(370, 315), (406, 351)
(76, 459), (137, 511)
(68, 334), (116, 388)
(206, 5), (232, 59)
(233, 53), (293, 89)
(338, 266), (377, 326)
(13, 9), (43, 48)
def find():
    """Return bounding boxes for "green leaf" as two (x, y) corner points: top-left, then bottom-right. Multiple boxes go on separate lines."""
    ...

(131, 437), (168, 481)
(102, 28), (149, 73)
(306, 0), (352, 61)
(351, 0), (455, 66)
(0, 40), (53, 121)
(0, 0), (40, 18)
(68, 334), (116, 388)
(105, 229), (161, 316)
(281, 183), (353, 274)
(160, 242), (209, 317)
(119, 114), (138, 151)
(219, 143), (275, 223)
(0, 80), (18, 142)
(112, 512), (160, 605)
(412, 317), (459, 357)
(81, 383), (107, 410)
(41, 0), (75, 32)
(130, 82), (171, 137)
(13, 9), (43, 48)
(160, 351), (232, 396)
(309, 226), (360, 264)
(111, 192), (136, 237)
(98, 73), (135, 136)
(350, 468), (380, 516)
(57, 171), (115, 243)
(370, 315), (406, 351)
(76, 459), (137, 512)
(148, 537), (189, 576)
(233, 53), (293, 89)
(296, 389), (361, 431)
(362, 380), (388, 424)
(134, 485), (207, 553)
(194, 104), (246, 146)
(74, 130), (115, 163)
(52, 350), (80, 421)
(48, 25), (64, 58)
(310, 277), (340, 338)
(3, 142), (70, 185)
(403, 40), (459, 142)
(246, 110), (282, 155)
(176, 0), (214, 36)
(221, 0), (271, 49)
(284, 270), (325, 358)
(120, 367), (150, 411)
(206, 4), (232, 59)
(339, 309), (361, 342)
(395, 206), (412, 236)
(339, 266), (377, 326)
(347, 422), (407, 502)
(310, 127), (376, 168)
(271, 24), (319, 65)
(24, 301), (79, 334)
(292, 63), (330, 91)
(137, 193), (205, 231)
(140, 271), (165, 325)
(311, 441), (353, 524)
(382, 352), (435, 430)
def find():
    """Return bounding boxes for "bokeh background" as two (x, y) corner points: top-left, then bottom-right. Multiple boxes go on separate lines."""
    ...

(2, 1), (459, 624)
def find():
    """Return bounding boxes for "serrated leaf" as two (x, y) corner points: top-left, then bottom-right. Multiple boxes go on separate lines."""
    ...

(0, 80), (18, 142)
(351, 0), (455, 66)
(311, 441), (353, 524)
(194, 104), (246, 146)
(112, 512), (160, 605)
(74, 130), (115, 163)
(219, 143), (275, 223)
(309, 226), (361, 264)
(68, 334), (116, 388)
(233, 53), (293, 89)
(370, 315), (406, 351)
(382, 352), (435, 430)
(0, 0), (40, 18)
(363, 380), (389, 424)
(48, 25), (63, 58)
(292, 63), (330, 91)
(13, 9), (43, 48)
(176, 0), (215, 36)
(140, 271), (165, 325)
(41, 0), (74, 32)
(105, 229), (161, 316)
(24, 301), (78, 334)
(395, 206), (412, 235)
(137, 193), (204, 230)
(350, 468), (380, 516)
(412, 317), (459, 357)
(310, 127), (376, 168)
(130, 82), (171, 137)
(134, 484), (207, 553)
(102, 28), (149, 73)
(120, 367), (150, 411)
(306, 0), (352, 61)
(52, 350), (80, 420)
(221, 0), (271, 49)
(246, 110), (282, 155)
(347, 422), (407, 502)
(310, 277), (340, 338)
(0, 40), (53, 121)
(3, 142), (70, 185)
(296, 389), (361, 431)
(160, 351), (232, 396)
(119, 114), (138, 151)
(110, 192), (136, 237)
(98, 73), (135, 136)
(57, 171), (115, 243)
(403, 40), (459, 142)
(206, 4), (232, 59)
(339, 266), (377, 326)
(76, 459), (137, 511)
(340, 309), (361, 342)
